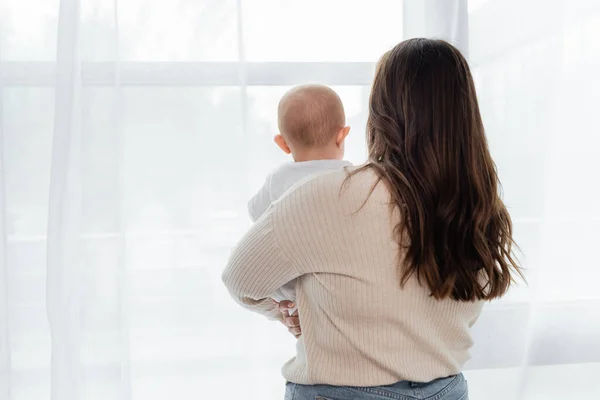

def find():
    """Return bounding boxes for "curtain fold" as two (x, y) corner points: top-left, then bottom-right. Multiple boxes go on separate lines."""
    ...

(403, 0), (469, 57)
(46, 0), (83, 398)
(110, 2), (132, 399)
(0, 38), (11, 400)
(47, 1), (132, 399)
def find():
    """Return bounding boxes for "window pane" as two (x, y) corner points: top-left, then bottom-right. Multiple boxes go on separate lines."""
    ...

(2, 88), (54, 237)
(243, 0), (403, 61)
(0, 0), (57, 61)
(118, 0), (239, 61)
(118, 87), (244, 231)
(472, 15), (600, 222)
(470, 2), (600, 306)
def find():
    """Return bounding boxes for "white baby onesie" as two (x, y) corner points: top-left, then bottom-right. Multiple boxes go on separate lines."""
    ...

(248, 160), (352, 311)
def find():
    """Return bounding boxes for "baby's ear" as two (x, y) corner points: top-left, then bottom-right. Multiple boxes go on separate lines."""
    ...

(274, 134), (291, 154)
(336, 126), (351, 147)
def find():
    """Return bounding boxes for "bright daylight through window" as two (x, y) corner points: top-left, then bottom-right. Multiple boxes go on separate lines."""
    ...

(0, 0), (599, 399)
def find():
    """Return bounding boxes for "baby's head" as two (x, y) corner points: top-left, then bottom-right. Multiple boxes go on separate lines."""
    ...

(275, 84), (350, 162)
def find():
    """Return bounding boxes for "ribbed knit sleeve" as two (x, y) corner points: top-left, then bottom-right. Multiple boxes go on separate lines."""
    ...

(222, 209), (300, 321)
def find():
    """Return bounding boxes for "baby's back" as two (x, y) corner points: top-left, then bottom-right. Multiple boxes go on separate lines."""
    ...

(248, 159), (351, 221)
(270, 160), (351, 198)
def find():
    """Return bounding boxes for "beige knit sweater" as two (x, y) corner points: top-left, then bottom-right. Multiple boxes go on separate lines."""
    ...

(222, 167), (484, 386)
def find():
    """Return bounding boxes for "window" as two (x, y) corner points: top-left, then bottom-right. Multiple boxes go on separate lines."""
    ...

(0, 1), (403, 399)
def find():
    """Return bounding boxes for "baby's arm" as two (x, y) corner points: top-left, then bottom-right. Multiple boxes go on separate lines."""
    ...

(248, 174), (272, 222)
(271, 282), (297, 315)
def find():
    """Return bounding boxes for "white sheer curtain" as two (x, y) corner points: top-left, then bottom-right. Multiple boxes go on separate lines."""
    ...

(0, 0), (599, 399)
(464, 0), (600, 398)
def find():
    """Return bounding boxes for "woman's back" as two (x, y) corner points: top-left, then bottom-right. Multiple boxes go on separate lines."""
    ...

(224, 167), (483, 386)
(223, 39), (521, 398)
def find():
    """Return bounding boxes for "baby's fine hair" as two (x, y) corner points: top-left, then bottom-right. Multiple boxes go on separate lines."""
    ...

(277, 84), (346, 147)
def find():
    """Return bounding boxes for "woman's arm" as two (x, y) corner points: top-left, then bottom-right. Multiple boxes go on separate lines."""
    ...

(222, 210), (301, 321)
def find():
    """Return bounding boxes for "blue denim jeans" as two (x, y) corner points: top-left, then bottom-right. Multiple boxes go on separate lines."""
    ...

(285, 373), (468, 400)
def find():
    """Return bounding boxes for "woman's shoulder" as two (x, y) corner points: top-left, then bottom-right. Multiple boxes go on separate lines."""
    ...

(290, 164), (379, 195)
(274, 165), (388, 215)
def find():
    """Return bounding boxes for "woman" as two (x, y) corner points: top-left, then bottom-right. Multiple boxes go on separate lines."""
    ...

(222, 38), (521, 399)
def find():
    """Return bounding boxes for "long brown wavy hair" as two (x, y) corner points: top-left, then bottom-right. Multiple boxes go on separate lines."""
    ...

(359, 38), (522, 301)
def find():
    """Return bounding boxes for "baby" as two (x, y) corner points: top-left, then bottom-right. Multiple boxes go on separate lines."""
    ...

(248, 84), (352, 311)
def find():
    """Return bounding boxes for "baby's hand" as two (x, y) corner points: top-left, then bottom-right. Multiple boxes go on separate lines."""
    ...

(276, 300), (301, 338)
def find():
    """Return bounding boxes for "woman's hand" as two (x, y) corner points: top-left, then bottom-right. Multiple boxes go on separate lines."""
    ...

(275, 300), (301, 338)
